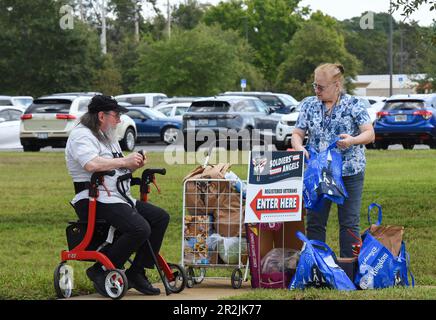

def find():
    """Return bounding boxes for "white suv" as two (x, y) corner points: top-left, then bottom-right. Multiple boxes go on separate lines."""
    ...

(20, 94), (137, 152)
(0, 95), (33, 110)
(115, 93), (167, 108)
(275, 105), (301, 150)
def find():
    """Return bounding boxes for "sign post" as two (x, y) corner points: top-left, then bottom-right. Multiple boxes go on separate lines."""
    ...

(244, 151), (304, 223)
(240, 78), (247, 92)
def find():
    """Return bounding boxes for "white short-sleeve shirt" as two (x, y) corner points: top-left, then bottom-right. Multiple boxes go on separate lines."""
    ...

(65, 124), (135, 205)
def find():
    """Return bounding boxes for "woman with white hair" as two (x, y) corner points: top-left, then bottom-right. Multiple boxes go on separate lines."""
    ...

(291, 63), (375, 258)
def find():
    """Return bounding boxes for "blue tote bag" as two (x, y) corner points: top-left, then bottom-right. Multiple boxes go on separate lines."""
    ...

(303, 140), (348, 212)
(289, 232), (356, 291)
(355, 203), (415, 289)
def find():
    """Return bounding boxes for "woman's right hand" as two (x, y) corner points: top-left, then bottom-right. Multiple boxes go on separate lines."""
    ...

(295, 146), (309, 160)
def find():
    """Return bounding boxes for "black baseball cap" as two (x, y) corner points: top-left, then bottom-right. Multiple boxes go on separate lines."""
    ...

(88, 95), (128, 114)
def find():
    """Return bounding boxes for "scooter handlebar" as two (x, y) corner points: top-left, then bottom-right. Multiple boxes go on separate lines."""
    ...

(90, 170), (116, 185)
(142, 168), (166, 177)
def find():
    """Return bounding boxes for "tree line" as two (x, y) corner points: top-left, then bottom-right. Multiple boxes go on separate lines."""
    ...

(0, 0), (434, 100)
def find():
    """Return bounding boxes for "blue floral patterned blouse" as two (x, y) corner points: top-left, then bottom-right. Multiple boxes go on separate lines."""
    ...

(295, 94), (371, 176)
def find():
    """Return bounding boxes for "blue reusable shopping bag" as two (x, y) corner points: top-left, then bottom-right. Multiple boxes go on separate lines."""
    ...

(289, 232), (356, 291)
(303, 140), (348, 212)
(354, 203), (415, 289)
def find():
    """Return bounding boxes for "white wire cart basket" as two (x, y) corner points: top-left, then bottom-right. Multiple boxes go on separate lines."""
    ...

(181, 177), (250, 289)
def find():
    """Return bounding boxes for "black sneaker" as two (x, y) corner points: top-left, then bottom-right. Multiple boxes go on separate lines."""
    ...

(86, 264), (108, 297)
(125, 269), (160, 296)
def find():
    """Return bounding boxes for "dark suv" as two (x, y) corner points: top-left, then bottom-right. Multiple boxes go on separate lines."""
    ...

(219, 91), (299, 114)
(182, 96), (278, 151)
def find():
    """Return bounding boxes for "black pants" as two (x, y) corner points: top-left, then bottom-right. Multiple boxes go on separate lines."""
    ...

(74, 199), (170, 270)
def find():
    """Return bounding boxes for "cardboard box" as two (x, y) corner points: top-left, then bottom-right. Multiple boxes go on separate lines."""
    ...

(246, 219), (305, 288)
(337, 257), (358, 283)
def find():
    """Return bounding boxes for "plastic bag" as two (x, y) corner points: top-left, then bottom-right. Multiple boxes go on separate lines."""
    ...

(207, 233), (247, 264)
(303, 140), (348, 212)
(289, 232), (356, 291)
(355, 203), (414, 289)
(261, 248), (300, 274)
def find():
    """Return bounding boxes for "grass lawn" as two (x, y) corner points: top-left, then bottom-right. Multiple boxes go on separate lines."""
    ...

(0, 150), (435, 300)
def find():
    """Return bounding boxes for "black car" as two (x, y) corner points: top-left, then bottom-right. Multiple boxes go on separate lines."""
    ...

(182, 96), (280, 151)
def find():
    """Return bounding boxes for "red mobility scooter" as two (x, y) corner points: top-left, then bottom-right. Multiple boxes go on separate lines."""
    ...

(54, 163), (187, 299)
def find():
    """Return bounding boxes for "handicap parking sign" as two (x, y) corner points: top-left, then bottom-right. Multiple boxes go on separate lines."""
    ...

(241, 78), (247, 89)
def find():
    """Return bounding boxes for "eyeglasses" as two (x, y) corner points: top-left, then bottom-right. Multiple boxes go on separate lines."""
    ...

(312, 82), (336, 92)
(105, 112), (121, 120)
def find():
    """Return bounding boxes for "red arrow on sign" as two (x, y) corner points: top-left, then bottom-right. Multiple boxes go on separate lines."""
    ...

(250, 190), (300, 220)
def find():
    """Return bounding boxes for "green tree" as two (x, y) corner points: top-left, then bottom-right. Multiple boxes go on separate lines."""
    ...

(132, 24), (264, 96)
(92, 54), (123, 95)
(275, 14), (361, 100)
(171, 0), (207, 30)
(391, 0), (436, 18)
(203, 0), (307, 84)
(0, 0), (102, 97)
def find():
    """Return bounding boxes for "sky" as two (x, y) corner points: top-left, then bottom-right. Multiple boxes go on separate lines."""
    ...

(143, 0), (435, 27)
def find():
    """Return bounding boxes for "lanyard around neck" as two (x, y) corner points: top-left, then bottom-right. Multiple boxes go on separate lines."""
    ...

(321, 95), (341, 131)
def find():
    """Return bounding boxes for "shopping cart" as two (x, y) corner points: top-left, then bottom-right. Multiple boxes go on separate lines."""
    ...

(181, 144), (250, 289)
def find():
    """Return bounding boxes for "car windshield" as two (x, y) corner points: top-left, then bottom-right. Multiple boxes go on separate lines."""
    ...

(278, 94), (299, 106)
(25, 99), (72, 114)
(142, 108), (167, 119)
(189, 101), (230, 112)
(13, 98), (33, 108)
(383, 100), (425, 111)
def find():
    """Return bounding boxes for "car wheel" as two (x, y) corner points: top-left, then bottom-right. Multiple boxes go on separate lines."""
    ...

(365, 142), (375, 149)
(162, 127), (179, 145)
(402, 143), (413, 150)
(120, 128), (136, 152)
(23, 145), (40, 152)
(275, 141), (288, 151)
(374, 142), (388, 150)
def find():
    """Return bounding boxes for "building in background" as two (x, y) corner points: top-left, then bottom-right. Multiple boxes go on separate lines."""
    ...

(352, 74), (427, 96)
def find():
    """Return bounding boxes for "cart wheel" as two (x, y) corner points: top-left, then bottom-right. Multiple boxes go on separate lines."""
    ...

(193, 268), (206, 284)
(186, 267), (195, 288)
(166, 263), (187, 294)
(231, 268), (243, 289)
(104, 269), (128, 300)
(54, 262), (73, 299)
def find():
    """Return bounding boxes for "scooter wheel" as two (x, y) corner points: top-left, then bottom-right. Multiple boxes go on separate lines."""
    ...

(166, 263), (187, 294)
(54, 262), (74, 299)
(231, 268), (243, 289)
(104, 269), (128, 300)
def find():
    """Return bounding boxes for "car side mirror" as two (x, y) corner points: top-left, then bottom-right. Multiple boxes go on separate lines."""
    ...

(0, 117), (6, 123)
(141, 117), (148, 122)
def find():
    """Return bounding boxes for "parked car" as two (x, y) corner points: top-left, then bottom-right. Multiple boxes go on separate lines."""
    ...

(0, 107), (23, 149)
(154, 102), (191, 121)
(0, 95), (33, 110)
(374, 94), (436, 149)
(19, 94), (137, 152)
(274, 105), (301, 150)
(154, 96), (203, 108)
(125, 107), (182, 145)
(115, 93), (167, 108)
(219, 91), (299, 114)
(182, 96), (280, 151)
(356, 96), (386, 124)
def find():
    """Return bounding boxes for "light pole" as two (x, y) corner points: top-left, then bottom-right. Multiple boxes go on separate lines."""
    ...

(389, 0), (393, 96)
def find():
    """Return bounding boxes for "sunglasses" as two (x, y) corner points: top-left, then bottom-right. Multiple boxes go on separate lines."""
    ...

(105, 112), (121, 120)
(312, 82), (337, 92)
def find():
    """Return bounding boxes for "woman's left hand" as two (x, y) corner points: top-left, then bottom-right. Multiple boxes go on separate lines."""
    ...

(337, 134), (355, 149)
